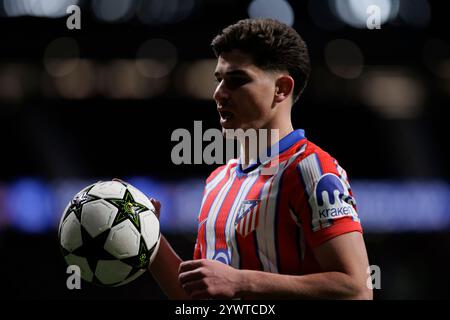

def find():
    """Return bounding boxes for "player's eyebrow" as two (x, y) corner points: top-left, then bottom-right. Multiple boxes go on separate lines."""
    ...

(214, 69), (250, 78)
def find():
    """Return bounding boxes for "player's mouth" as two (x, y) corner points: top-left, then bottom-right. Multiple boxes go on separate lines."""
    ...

(218, 110), (234, 124)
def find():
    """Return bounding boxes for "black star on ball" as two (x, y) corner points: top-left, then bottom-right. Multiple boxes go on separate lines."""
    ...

(107, 190), (149, 229)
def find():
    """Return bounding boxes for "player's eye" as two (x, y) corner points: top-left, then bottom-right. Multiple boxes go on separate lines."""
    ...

(225, 77), (249, 90)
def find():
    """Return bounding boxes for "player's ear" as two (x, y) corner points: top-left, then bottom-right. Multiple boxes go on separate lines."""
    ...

(274, 75), (294, 103)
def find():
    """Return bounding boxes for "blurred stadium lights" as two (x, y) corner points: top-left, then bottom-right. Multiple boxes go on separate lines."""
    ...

(3, 58), (174, 101)
(0, 178), (449, 234)
(136, 38), (178, 79)
(99, 59), (168, 99)
(353, 181), (450, 232)
(324, 39), (364, 79)
(326, 0), (432, 29)
(91, 0), (136, 23)
(1, 0), (79, 18)
(360, 68), (425, 119)
(165, 179), (204, 232)
(248, 0), (294, 26)
(51, 59), (95, 99)
(329, 0), (400, 29)
(41, 36), (176, 99)
(5, 179), (56, 233)
(176, 59), (217, 100)
(1, 0), (197, 25)
(43, 37), (80, 78)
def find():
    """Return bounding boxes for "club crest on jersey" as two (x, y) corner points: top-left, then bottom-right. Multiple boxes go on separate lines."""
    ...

(235, 199), (260, 237)
(310, 173), (359, 231)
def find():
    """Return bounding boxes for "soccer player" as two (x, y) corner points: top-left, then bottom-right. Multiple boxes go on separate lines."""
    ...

(149, 18), (372, 299)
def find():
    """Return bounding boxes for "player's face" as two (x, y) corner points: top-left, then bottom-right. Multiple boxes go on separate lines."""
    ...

(213, 49), (278, 131)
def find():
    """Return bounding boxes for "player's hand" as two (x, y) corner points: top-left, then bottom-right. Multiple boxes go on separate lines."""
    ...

(149, 198), (161, 220)
(178, 259), (242, 299)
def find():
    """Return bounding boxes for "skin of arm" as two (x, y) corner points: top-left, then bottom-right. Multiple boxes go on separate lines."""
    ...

(178, 231), (373, 300)
(149, 235), (191, 299)
(146, 199), (191, 299)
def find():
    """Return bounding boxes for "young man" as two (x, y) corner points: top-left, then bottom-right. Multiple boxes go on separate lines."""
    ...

(149, 18), (372, 300)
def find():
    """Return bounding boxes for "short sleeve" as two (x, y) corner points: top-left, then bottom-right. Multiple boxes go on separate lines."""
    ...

(290, 150), (362, 248)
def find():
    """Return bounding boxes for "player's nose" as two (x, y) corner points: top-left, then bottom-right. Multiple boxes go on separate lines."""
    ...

(213, 81), (231, 105)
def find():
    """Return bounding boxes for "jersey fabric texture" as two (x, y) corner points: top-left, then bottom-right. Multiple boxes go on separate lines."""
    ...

(193, 129), (362, 275)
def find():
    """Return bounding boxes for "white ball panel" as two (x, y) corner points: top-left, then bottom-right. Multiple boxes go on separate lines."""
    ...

(64, 254), (94, 282)
(60, 212), (83, 252)
(95, 260), (132, 285)
(81, 199), (118, 238)
(104, 220), (140, 259)
(139, 210), (160, 251)
(127, 184), (154, 210)
(88, 181), (126, 199)
(148, 235), (161, 266)
(113, 268), (146, 287)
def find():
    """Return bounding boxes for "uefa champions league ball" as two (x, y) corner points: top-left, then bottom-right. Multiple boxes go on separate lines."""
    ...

(58, 180), (161, 286)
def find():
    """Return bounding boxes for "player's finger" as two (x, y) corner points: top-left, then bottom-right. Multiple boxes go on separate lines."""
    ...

(178, 267), (206, 285)
(179, 259), (206, 273)
(180, 279), (207, 296)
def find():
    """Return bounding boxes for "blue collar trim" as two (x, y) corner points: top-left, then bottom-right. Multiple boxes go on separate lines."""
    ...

(236, 129), (306, 176)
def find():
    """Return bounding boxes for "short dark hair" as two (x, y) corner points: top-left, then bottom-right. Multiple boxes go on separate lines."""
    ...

(211, 18), (310, 103)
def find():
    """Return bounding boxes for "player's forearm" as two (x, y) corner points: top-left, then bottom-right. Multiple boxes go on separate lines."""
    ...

(238, 270), (372, 300)
(148, 235), (190, 299)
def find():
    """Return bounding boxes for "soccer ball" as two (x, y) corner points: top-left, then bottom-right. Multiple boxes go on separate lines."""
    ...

(58, 180), (160, 286)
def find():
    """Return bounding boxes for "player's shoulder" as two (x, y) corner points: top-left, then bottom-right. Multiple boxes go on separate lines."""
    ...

(291, 139), (335, 164)
(205, 158), (239, 184)
(287, 139), (341, 175)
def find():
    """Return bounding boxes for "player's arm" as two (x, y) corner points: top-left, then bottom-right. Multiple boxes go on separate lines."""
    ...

(147, 199), (191, 299)
(178, 231), (372, 299)
(238, 230), (372, 299)
(149, 235), (190, 299)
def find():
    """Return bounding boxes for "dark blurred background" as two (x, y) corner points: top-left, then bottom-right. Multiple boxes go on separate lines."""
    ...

(0, 0), (449, 299)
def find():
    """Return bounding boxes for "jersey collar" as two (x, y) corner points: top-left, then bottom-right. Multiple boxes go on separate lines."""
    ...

(236, 129), (306, 176)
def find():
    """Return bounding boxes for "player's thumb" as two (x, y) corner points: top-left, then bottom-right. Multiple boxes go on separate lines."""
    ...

(149, 198), (161, 219)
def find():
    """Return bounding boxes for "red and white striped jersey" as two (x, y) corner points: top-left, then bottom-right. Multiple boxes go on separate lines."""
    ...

(193, 129), (362, 275)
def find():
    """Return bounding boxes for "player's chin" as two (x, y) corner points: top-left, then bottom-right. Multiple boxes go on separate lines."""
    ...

(220, 117), (238, 130)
